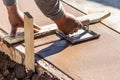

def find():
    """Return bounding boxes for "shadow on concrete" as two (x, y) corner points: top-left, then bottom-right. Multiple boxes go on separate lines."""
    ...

(88, 0), (120, 9)
(36, 40), (70, 58)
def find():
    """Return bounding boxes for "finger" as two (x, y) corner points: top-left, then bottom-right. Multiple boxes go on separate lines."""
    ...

(33, 23), (41, 30)
(33, 28), (39, 33)
(78, 21), (83, 29)
(69, 31), (74, 34)
(10, 26), (17, 37)
(76, 19), (83, 28)
(74, 28), (79, 32)
(71, 23), (79, 33)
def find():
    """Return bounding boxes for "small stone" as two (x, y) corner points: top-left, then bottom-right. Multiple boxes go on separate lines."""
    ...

(8, 61), (16, 72)
(26, 70), (34, 79)
(14, 64), (26, 79)
(32, 73), (39, 80)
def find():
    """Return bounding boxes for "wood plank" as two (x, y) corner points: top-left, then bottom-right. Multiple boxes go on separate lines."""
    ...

(24, 12), (35, 71)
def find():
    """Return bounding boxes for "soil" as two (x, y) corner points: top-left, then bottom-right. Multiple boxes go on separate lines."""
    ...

(0, 51), (59, 80)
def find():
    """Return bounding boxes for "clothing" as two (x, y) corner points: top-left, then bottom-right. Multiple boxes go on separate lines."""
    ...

(3, 0), (16, 6)
(3, 0), (64, 20)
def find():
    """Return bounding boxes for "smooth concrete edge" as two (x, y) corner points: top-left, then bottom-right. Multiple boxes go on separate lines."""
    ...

(36, 55), (73, 80)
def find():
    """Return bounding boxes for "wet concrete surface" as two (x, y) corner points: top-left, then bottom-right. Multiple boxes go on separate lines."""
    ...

(1, 0), (120, 80)
(63, 0), (120, 33)
(36, 23), (120, 80)
(88, 0), (120, 9)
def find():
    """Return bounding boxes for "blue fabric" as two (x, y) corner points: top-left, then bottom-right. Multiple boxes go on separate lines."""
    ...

(3, 0), (16, 6)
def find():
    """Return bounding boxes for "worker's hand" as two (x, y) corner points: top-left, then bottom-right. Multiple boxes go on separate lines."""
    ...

(55, 13), (83, 35)
(6, 5), (40, 37)
(6, 5), (23, 37)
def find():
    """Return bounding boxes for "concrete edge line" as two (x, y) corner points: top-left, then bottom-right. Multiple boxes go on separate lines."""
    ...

(61, 0), (120, 34)
(35, 55), (73, 80)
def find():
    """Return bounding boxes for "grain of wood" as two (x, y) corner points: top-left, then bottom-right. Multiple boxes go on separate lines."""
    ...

(24, 12), (35, 71)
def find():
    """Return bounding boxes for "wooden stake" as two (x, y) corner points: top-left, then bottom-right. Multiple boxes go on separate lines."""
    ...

(24, 12), (35, 71)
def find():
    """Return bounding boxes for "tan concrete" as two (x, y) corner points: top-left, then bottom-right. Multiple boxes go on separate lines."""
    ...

(1, 0), (120, 80)
(62, 0), (120, 33)
(35, 23), (120, 80)
(0, 1), (11, 33)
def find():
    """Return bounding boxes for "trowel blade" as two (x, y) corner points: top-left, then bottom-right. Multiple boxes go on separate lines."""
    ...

(56, 28), (100, 44)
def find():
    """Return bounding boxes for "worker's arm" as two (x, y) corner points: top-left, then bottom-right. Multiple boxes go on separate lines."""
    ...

(3, 0), (40, 37)
(2, 0), (23, 36)
(6, 5), (24, 37)
(34, 0), (83, 34)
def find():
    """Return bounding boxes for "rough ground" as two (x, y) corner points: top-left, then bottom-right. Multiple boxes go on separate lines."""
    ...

(0, 51), (59, 80)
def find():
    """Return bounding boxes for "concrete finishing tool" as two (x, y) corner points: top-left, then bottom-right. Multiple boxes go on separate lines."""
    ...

(56, 26), (100, 44)
(0, 11), (110, 44)
(56, 11), (110, 44)
(55, 19), (100, 44)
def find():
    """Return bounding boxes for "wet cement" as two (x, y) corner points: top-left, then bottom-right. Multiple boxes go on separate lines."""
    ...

(35, 23), (120, 80)
(30, 2), (120, 79)
(1, 0), (120, 80)
(63, 0), (120, 33)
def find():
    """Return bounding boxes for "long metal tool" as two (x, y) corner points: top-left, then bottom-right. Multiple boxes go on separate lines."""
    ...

(56, 27), (100, 44)
(0, 11), (110, 44)
(56, 11), (110, 44)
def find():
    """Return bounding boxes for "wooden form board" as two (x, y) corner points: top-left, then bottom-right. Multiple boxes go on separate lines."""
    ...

(24, 12), (35, 71)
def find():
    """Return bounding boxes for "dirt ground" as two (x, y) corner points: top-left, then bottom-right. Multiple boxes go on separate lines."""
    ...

(0, 51), (59, 80)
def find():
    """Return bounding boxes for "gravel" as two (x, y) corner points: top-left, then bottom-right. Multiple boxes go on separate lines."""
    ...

(0, 51), (59, 80)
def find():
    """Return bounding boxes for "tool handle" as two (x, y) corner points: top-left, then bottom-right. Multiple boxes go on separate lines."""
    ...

(77, 11), (110, 24)
(80, 18), (89, 26)
(80, 18), (90, 31)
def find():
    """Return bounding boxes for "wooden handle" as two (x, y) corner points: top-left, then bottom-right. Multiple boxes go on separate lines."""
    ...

(78, 11), (111, 25)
